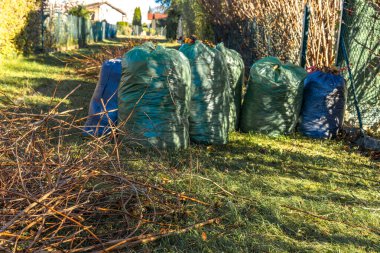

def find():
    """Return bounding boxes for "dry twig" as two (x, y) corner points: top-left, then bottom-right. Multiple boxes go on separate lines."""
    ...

(0, 88), (217, 251)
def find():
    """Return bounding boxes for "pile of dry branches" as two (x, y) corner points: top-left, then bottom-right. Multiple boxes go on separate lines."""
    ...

(61, 38), (167, 80)
(59, 41), (137, 79)
(0, 98), (218, 252)
(199, 0), (342, 66)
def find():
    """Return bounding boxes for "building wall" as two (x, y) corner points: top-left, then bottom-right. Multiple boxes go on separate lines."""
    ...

(98, 4), (123, 25)
(91, 8), (100, 21)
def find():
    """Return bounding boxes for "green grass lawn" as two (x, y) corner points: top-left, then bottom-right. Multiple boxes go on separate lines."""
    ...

(142, 133), (379, 252)
(0, 55), (93, 113)
(0, 39), (379, 252)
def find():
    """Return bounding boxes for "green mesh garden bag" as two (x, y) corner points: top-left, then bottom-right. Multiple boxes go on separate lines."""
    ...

(240, 57), (307, 135)
(179, 41), (230, 144)
(118, 42), (191, 149)
(216, 43), (245, 131)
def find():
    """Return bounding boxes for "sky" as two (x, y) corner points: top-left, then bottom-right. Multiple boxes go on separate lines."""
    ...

(102, 0), (160, 23)
(53, 0), (161, 23)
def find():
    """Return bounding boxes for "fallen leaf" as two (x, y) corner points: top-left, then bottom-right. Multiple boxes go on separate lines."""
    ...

(201, 231), (207, 241)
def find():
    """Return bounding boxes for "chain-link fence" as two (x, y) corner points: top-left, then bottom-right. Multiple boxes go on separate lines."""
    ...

(131, 25), (166, 37)
(206, 0), (379, 131)
(203, 0), (342, 69)
(338, 0), (380, 131)
(156, 26), (167, 37)
(42, 9), (117, 52)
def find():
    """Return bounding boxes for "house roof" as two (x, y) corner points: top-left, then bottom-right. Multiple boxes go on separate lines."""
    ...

(85, 1), (126, 15)
(148, 12), (168, 21)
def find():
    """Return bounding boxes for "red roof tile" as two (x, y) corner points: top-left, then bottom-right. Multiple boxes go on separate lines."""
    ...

(148, 13), (168, 20)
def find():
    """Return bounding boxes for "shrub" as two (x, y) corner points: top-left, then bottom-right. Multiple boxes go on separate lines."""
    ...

(68, 5), (92, 19)
(166, 6), (181, 40)
(132, 7), (142, 26)
(117, 22), (132, 36)
(117, 21), (129, 27)
(150, 29), (157, 36)
(0, 0), (41, 60)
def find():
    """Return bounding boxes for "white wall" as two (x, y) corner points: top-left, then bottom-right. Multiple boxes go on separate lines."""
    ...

(84, 0), (158, 24)
(98, 3), (123, 25)
(52, 0), (160, 24)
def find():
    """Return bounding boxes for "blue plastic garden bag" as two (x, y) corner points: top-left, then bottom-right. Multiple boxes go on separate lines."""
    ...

(84, 59), (121, 136)
(299, 71), (347, 139)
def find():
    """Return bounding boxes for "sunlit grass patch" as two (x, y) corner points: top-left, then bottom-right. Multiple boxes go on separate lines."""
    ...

(0, 56), (92, 110)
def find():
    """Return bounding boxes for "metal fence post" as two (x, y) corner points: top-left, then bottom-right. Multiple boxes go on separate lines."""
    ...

(335, 0), (346, 67)
(41, 1), (44, 51)
(300, 4), (310, 68)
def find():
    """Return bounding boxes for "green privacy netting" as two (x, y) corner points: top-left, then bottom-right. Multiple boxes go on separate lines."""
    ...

(118, 42), (191, 149)
(179, 41), (230, 145)
(338, 0), (380, 130)
(216, 43), (245, 131)
(240, 57), (307, 135)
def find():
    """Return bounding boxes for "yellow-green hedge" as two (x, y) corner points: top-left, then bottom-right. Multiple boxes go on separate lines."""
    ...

(0, 0), (40, 60)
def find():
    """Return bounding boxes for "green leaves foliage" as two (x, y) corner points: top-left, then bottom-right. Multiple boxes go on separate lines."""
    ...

(132, 7), (142, 26)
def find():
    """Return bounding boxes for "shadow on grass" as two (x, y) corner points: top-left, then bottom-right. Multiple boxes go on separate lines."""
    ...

(250, 204), (380, 250)
(23, 53), (70, 68)
(194, 138), (379, 182)
(152, 199), (379, 252)
(33, 79), (95, 115)
(122, 134), (379, 252)
(0, 76), (57, 89)
(114, 36), (168, 43)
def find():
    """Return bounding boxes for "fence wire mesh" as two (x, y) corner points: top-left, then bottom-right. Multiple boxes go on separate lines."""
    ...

(202, 0), (379, 131)
(338, 0), (380, 130)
